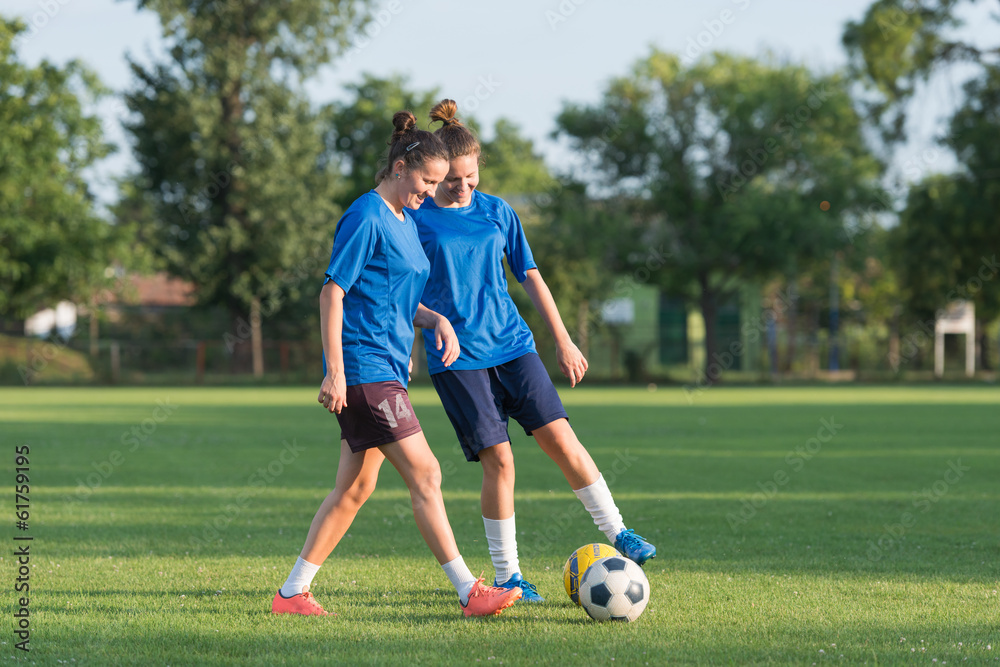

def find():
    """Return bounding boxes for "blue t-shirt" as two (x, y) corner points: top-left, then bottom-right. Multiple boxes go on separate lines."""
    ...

(411, 190), (538, 374)
(324, 191), (430, 387)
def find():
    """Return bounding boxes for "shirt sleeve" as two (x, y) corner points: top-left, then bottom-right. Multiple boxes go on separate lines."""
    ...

(501, 201), (537, 283)
(324, 209), (379, 292)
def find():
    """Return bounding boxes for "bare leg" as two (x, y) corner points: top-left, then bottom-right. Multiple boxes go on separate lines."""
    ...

(478, 442), (515, 520)
(379, 431), (459, 565)
(299, 439), (384, 565)
(532, 418), (600, 490)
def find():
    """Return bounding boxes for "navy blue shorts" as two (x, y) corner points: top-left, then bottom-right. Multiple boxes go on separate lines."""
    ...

(430, 353), (568, 462)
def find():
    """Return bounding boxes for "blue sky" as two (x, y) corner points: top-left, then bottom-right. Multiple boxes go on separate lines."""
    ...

(7, 0), (995, 206)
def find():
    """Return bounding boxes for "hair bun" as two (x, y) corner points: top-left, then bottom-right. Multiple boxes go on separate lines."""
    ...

(430, 99), (461, 127)
(392, 110), (417, 137)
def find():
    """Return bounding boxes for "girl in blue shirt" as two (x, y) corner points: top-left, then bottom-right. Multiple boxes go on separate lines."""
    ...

(410, 100), (657, 602)
(273, 111), (521, 618)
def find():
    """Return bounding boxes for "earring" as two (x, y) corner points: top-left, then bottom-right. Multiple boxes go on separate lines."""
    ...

(396, 173), (400, 179)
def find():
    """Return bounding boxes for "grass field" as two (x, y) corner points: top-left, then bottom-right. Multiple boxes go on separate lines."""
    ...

(2, 384), (999, 665)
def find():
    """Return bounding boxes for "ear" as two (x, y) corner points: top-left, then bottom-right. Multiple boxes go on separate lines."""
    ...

(393, 158), (407, 174)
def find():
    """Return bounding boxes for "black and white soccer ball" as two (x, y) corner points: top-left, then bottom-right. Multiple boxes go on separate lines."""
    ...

(578, 556), (650, 622)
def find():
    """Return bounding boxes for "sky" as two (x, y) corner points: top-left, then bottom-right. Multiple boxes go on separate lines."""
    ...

(7, 0), (996, 207)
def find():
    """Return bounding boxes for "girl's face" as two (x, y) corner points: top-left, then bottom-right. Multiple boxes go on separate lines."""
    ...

(437, 154), (480, 207)
(398, 158), (449, 210)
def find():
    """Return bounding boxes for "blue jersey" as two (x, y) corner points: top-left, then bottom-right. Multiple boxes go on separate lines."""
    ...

(411, 190), (537, 374)
(324, 191), (430, 387)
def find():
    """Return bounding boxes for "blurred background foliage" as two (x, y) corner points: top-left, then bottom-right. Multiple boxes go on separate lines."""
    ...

(1, 0), (997, 385)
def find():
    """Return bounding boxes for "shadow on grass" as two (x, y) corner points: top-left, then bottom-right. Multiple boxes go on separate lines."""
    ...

(34, 490), (1000, 585)
(24, 396), (1000, 588)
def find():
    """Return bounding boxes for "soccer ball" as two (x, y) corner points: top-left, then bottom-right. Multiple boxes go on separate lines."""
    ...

(563, 543), (621, 605)
(579, 556), (650, 622)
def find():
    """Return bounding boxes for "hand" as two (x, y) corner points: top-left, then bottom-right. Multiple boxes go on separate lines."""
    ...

(557, 341), (588, 388)
(434, 315), (461, 367)
(317, 370), (347, 414)
(408, 357), (413, 381)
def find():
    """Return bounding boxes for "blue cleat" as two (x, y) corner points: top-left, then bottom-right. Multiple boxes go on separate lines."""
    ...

(614, 529), (657, 566)
(495, 572), (545, 603)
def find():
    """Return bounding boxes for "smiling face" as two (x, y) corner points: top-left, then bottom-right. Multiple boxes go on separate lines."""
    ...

(397, 157), (449, 210)
(436, 153), (480, 208)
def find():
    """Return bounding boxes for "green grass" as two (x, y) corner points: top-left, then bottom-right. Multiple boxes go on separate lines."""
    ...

(2, 385), (999, 665)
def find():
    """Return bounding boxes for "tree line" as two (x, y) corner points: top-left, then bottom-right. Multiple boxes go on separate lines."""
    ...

(1, 0), (997, 379)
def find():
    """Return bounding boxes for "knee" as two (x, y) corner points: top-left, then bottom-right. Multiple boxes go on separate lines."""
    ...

(546, 433), (588, 465)
(409, 459), (442, 501)
(481, 446), (515, 482)
(339, 474), (377, 511)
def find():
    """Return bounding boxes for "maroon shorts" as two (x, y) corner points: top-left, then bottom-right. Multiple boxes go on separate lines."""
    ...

(336, 381), (422, 452)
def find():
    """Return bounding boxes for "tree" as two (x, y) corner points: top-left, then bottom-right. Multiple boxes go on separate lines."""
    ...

(945, 65), (1000, 325)
(888, 63), (1000, 363)
(0, 17), (119, 324)
(778, 225), (902, 375)
(480, 119), (560, 199)
(555, 50), (885, 383)
(123, 0), (371, 376)
(846, 1), (1000, 370)
(843, 0), (1000, 143)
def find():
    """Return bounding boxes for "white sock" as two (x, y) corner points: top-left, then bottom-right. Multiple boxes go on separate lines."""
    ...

(441, 556), (477, 605)
(279, 556), (321, 598)
(483, 514), (520, 584)
(573, 474), (627, 543)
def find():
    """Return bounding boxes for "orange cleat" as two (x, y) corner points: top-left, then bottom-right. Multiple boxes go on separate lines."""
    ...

(461, 577), (522, 617)
(271, 587), (332, 616)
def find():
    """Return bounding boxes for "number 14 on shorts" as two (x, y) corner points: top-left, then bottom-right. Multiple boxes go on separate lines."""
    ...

(377, 394), (413, 428)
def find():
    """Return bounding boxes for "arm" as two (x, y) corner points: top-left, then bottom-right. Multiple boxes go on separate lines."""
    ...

(521, 268), (589, 387)
(318, 281), (347, 413)
(414, 303), (460, 367)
